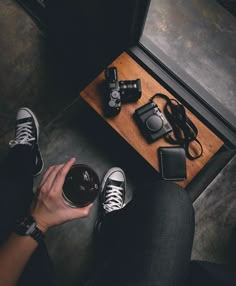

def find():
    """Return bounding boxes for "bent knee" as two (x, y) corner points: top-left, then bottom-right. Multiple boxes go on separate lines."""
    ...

(136, 179), (194, 216)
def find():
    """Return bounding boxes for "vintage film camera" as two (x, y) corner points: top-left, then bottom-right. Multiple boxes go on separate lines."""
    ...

(104, 67), (142, 117)
(134, 101), (172, 143)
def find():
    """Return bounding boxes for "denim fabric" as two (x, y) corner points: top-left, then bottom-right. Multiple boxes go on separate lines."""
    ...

(90, 181), (195, 286)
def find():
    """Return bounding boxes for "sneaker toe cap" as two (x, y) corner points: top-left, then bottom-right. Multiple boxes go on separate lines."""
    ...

(109, 170), (125, 182)
(17, 108), (31, 120)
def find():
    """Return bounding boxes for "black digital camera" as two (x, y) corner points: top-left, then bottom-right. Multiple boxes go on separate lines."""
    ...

(134, 101), (172, 143)
(104, 67), (142, 117)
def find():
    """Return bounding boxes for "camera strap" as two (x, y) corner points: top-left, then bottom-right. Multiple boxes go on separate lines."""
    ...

(149, 93), (203, 160)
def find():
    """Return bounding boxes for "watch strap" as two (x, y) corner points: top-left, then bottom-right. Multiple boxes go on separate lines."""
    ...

(30, 226), (45, 245)
(14, 216), (45, 245)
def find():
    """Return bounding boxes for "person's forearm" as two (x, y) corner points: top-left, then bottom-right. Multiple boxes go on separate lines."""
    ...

(0, 158), (91, 286)
(0, 233), (38, 286)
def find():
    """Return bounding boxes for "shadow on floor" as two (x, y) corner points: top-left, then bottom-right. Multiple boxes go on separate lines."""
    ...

(0, 1), (236, 286)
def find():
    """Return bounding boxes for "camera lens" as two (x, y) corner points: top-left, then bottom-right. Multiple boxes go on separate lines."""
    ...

(146, 115), (163, 132)
(119, 79), (142, 102)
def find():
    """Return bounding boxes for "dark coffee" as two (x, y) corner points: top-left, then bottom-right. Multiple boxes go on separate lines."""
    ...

(62, 164), (100, 208)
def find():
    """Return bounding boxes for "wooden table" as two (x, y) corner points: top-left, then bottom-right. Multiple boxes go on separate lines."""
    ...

(80, 52), (224, 188)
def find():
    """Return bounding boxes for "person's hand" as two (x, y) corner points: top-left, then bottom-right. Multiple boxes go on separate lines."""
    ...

(31, 158), (92, 233)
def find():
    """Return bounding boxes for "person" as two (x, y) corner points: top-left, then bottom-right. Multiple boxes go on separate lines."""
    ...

(0, 108), (235, 286)
(0, 107), (93, 286)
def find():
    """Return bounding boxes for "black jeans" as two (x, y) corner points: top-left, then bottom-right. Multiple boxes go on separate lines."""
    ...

(89, 180), (195, 286)
(0, 145), (234, 286)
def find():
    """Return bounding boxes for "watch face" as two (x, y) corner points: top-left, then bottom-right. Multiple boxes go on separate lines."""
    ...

(15, 216), (36, 236)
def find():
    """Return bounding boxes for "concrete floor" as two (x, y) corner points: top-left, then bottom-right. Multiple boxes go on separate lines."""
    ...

(192, 155), (236, 264)
(0, 1), (235, 285)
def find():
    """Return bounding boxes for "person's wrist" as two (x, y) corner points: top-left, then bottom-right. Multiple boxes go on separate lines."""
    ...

(31, 213), (49, 233)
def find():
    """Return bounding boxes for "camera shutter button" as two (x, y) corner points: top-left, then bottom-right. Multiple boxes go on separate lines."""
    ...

(146, 115), (163, 132)
(109, 100), (116, 107)
(111, 91), (119, 99)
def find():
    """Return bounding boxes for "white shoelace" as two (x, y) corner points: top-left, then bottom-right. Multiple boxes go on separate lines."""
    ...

(9, 121), (35, 147)
(103, 184), (124, 213)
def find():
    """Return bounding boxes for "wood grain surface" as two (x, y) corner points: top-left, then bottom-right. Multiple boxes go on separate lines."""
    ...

(80, 52), (224, 187)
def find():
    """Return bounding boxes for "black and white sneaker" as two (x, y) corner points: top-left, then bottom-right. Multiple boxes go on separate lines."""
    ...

(95, 167), (128, 235)
(9, 107), (44, 176)
(100, 167), (126, 214)
(96, 167), (126, 233)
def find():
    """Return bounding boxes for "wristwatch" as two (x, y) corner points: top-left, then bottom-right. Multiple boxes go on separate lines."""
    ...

(14, 216), (45, 245)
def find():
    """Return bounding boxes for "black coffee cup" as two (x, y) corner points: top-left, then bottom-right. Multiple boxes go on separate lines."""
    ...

(62, 164), (100, 208)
